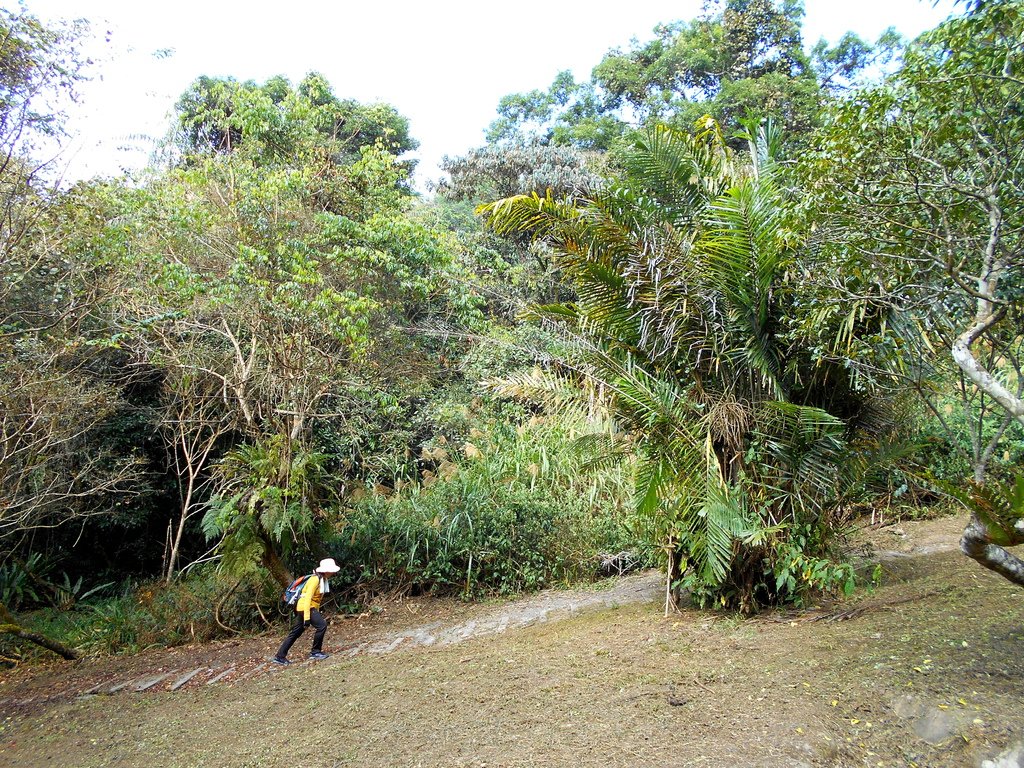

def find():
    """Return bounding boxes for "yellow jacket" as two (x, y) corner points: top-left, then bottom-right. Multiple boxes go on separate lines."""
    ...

(295, 574), (323, 620)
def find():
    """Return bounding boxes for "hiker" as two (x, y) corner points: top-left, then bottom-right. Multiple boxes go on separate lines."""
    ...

(273, 557), (341, 665)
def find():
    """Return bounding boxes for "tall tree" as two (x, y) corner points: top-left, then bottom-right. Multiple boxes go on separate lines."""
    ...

(438, 143), (603, 201)
(594, 0), (818, 134)
(117, 79), (478, 586)
(0, 11), (140, 553)
(173, 73), (418, 171)
(801, 2), (1024, 584)
(486, 0), (897, 151)
(0, 8), (133, 660)
(486, 70), (626, 150)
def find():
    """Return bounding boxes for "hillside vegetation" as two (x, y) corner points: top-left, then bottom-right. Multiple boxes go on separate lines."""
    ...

(0, 7), (1021, 764)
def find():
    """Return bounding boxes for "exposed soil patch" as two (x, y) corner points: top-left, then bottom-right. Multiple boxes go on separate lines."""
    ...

(1, 513), (1022, 768)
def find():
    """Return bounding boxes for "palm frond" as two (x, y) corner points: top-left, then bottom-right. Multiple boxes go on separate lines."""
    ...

(476, 192), (582, 241)
(687, 483), (748, 584)
(699, 176), (791, 396)
(749, 401), (848, 523)
(635, 453), (673, 520)
(484, 365), (590, 421)
(671, 436), (750, 585)
(623, 122), (734, 228)
(568, 432), (633, 473)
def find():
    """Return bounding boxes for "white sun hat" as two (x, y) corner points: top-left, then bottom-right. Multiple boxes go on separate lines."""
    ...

(316, 558), (341, 574)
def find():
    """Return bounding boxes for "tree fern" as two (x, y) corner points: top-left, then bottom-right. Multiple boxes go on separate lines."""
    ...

(202, 436), (334, 580)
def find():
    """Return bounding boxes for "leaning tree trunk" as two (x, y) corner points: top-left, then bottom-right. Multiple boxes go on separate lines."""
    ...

(259, 529), (293, 588)
(960, 515), (1024, 587)
(0, 602), (78, 660)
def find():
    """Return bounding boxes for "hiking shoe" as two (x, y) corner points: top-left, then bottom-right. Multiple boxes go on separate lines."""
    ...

(271, 656), (291, 666)
(309, 651), (330, 660)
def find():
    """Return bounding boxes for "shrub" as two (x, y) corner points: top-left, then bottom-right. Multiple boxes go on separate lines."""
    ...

(1, 567), (277, 662)
(332, 418), (649, 597)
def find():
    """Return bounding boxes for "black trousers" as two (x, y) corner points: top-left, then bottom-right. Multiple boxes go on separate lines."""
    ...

(276, 608), (327, 658)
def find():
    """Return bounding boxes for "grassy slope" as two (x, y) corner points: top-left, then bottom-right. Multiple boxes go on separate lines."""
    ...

(1, 520), (1022, 768)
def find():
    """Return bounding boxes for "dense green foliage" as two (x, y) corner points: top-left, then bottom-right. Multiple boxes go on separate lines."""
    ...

(335, 417), (643, 598)
(479, 119), (878, 611)
(1, 1), (1021, 662)
(798, 2), (1024, 482)
(485, 0), (900, 151)
(174, 73), (418, 168)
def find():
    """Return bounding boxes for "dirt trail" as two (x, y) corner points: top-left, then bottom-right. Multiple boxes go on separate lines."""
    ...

(332, 567), (664, 655)
(0, 568), (665, 712)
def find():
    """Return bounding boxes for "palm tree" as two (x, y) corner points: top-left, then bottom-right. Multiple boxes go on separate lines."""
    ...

(480, 119), (862, 612)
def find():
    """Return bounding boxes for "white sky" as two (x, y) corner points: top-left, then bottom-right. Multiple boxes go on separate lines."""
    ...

(17, 0), (958, 193)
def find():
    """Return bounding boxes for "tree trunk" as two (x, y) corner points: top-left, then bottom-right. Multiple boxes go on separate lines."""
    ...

(948, 194), (1024, 429)
(165, 471), (197, 582)
(952, 327), (1024, 427)
(259, 530), (293, 588)
(0, 603), (78, 660)
(960, 515), (1024, 587)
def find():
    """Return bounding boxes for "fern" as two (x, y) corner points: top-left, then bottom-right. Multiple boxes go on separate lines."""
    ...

(936, 473), (1024, 547)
